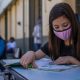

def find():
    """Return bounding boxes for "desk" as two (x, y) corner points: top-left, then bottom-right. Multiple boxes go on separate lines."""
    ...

(1, 58), (80, 80)
(0, 76), (4, 80)
(9, 66), (80, 80)
(0, 72), (4, 80)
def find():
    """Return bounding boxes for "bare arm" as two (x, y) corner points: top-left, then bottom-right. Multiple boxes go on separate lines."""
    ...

(54, 56), (80, 65)
(20, 49), (46, 68)
(35, 49), (46, 59)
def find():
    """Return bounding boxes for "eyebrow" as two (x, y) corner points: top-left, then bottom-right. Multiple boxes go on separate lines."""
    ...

(53, 25), (59, 27)
(53, 21), (70, 27)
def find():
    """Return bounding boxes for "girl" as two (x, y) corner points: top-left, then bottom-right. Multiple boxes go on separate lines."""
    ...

(20, 3), (80, 68)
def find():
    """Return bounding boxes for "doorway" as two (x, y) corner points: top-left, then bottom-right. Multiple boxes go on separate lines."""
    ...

(29, 0), (42, 50)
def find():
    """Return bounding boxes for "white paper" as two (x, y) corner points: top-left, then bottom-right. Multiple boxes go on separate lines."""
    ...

(2, 59), (20, 66)
(35, 58), (78, 71)
(2, 58), (78, 71)
(35, 58), (53, 67)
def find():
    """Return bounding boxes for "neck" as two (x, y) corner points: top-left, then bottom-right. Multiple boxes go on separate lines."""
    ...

(64, 39), (72, 46)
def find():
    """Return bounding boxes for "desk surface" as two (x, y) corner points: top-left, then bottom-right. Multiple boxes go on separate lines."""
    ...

(10, 67), (80, 80)
(1, 58), (80, 80)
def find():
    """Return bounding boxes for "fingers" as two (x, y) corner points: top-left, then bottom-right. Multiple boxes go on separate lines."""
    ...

(20, 56), (28, 68)
(20, 58), (37, 68)
(20, 51), (36, 68)
(54, 60), (63, 64)
(32, 61), (38, 68)
(54, 57), (65, 64)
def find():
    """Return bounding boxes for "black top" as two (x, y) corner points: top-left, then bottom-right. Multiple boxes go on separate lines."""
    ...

(41, 42), (75, 59)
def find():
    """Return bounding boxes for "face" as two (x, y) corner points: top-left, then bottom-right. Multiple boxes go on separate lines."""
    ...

(52, 15), (71, 32)
(52, 15), (72, 40)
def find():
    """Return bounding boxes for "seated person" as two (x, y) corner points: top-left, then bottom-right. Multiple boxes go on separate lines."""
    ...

(7, 37), (16, 54)
(20, 3), (80, 68)
(0, 36), (6, 59)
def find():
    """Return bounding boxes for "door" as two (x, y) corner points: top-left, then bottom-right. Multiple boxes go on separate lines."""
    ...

(29, 0), (42, 50)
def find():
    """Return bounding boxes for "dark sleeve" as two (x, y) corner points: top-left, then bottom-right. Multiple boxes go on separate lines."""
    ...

(41, 42), (50, 57)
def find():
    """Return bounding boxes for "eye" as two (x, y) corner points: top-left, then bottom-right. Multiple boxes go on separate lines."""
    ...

(53, 26), (59, 29)
(63, 23), (69, 27)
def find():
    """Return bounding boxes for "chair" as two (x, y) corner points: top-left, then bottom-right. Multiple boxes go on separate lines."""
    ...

(14, 48), (22, 59)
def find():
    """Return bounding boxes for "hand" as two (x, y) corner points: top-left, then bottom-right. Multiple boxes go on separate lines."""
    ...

(54, 56), (80, 65)
(20, 51), (37, 68)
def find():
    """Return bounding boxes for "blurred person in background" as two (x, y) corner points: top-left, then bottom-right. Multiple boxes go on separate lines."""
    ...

(7, 37), (16, 54)
(32, 17), (42, 51)
(0, 36), (6, 59)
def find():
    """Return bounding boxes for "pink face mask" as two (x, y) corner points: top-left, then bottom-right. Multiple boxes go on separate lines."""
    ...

(53, 27), (71, 40)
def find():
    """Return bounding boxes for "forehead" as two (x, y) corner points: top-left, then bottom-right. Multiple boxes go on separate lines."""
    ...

(52, 15), (70, 25)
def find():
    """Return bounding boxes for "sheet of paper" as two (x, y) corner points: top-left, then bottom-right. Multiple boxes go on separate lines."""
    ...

(1, 58), (78, 71)
(35, 58), (53, 67)
(35, 58), (78, 71)
(2, 59), (20, 66)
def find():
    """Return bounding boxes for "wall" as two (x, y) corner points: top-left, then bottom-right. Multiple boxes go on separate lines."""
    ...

(42, 0), (64, 43)
(0, 15), (5, 39)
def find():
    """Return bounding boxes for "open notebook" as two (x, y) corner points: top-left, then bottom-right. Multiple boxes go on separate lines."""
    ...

(0, 58), (78, 71)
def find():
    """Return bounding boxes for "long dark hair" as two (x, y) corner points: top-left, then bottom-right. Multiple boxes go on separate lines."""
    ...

(49, 3), (80, 60)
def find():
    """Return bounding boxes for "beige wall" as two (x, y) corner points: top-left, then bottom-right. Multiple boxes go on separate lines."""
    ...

(16, 0), (23, 39)
(0, 14), (5, 39)
(7, 8), (11, 40)
(0, 0), (29, 39)
(0, 18), (1, 35)
(24, 0), (29, 38)
(7, 2), (17, 40)
(11, 4), (16, 38)
(7, 0), (24, 40)
(35, 0), (39, 22)
(1, 0), (25, 40)
(64, 0), (76, 12)
(42, 0), (64, 36)
(42, 0), (76, 37)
